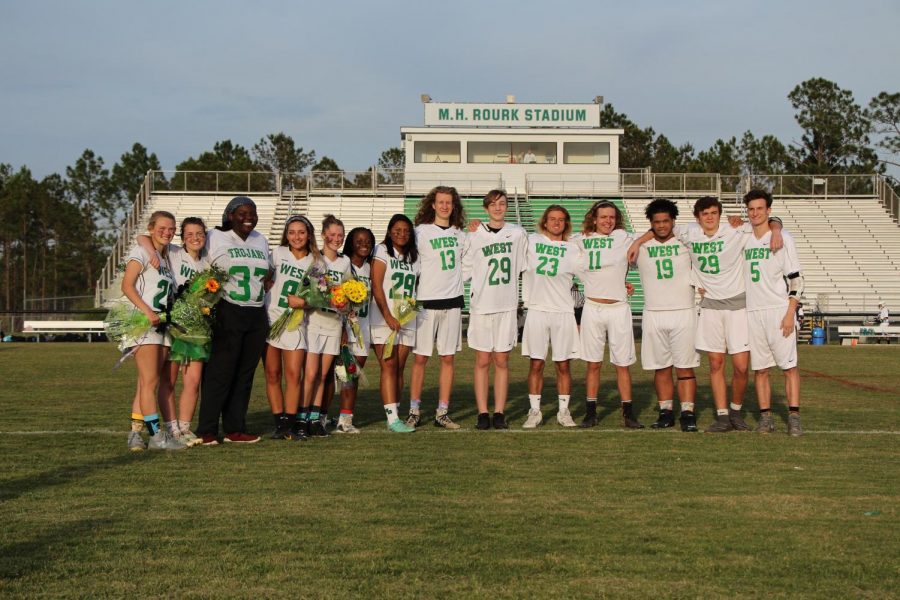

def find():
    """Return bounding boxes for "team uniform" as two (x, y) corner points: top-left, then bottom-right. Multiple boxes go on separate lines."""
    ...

(462, 223), (528, 352)
(413, 224), (466, 357)
(307, 254), (352, 356)
(636, 237), (700, 370)
(265, 246), (314, 351)
(349, 261), (372, 358)
(677, 223), (752, 354)
(521, 233), (581, 361)
(370, 244), (420, 347)
(574, 229), (637, 366)
(169, 244), (208, 289)
(122, 245), (175, 348)
(743, 230), (802, 371)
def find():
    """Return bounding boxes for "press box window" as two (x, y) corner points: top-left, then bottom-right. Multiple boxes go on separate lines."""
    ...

(563, 142), (610, 164)
(467, 141), (557, 164)
(413, 141), (460, 163)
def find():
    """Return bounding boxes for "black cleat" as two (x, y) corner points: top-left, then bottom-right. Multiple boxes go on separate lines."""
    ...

(579, 401), (598, 428)
(285, 422), (308, 441)
(622, 403), (645, 429)
(476, 412), (491, 430)
(309, 419), (331, 438)
(679, 411), (699, 432)
(492, 412), (509, 430)
(729, 408), (751, 431)
(651, 409), (675, 429)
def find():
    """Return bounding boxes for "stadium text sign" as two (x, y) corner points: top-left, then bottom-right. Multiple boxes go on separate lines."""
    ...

(424, 103), (600, 128)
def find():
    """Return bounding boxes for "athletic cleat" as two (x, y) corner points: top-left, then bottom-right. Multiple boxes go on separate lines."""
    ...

(285, 423), (308, 441)
(224, 432), (261, 444)
(556, 409), (578, 428)
(405, 411), (421, 428)
(127, 431), (147, 452)
(434, 410), (460, 430)
(387, 420), (416, 433)
(729, 408), (751, 431)
(308, 420), (331, 438)
(705, 415), (734, 433)
(335, 421), (360, 434)
(755, 413), (776, 434)
(621, 404), (645, 429)
(271, 425), (289, 440)
(522, 409), (543, 429)
(149, 430), (187, 451)
(177, 430), (203, 447)
(787, 413), (804, 437)
(579, 414), (598, 428)
(476, 412), (491, 430)
(679, 411), (699, 432)
(651, 409), (675, 429)
(492, 412), (509, 430)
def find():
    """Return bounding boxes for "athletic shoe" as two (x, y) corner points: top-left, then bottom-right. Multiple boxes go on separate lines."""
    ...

(579, 414), (598, 428)
(556, 409), (578, 428)
(335, 421), (360, 434)
(285, 423), (308, 442)
(271, 425), (289, 440)
(149, 430), (187, 451)
(651, 409), (675, 429)
(729, 408), (751, 431)
(622, 404), (645, 429)
(387, 420), (416, 433)
(705, 415), (734, 433)
(127, 431), (146, 452)
(405, 411), (421, 428)
(787, 413), (804, 437)
(434, 409), (460, 430)
(679, 411), (699, 432)
(476, 412), (491, 430)
(200, 434), (219, 445)
(176, 429), (203, 447)
(522, 409), (543, 429)
(308, 420), (331, 438)
(224, 432), (261, 444)
(492, 413), (509, 430)
(755, 413), (775, 434)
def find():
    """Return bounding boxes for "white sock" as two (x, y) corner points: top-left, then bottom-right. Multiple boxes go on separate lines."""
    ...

(558, 395), (570, 412)
(165, 420), (179, 435)
(528, 394), (541, 411)
(384, 403), (399, 424)
(681, 402), (695, 413)
(659, 400), (674, 411)
(716, 408), (729, 416)
(177, 419), (192, 434)
(729, 402), (742, 411)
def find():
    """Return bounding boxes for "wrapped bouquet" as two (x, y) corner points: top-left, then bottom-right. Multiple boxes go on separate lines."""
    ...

(382, 295), (420, 360)
(167, 267), (229, 363)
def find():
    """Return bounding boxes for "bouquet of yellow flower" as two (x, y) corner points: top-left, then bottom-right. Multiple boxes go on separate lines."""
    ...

(382, 296), (420, 360)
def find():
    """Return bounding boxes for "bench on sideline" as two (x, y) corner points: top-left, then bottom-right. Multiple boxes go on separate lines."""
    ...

(23, 321), (106, 342)
(836, 325), (900, 345)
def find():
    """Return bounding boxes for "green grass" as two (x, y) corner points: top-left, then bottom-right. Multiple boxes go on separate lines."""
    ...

(1, 343), (898, 598)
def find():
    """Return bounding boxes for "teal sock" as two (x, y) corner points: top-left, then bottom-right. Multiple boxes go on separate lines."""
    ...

(309, 409), (320, 421)
(143, 413), (160, 435)
(299, 409), (309, 422)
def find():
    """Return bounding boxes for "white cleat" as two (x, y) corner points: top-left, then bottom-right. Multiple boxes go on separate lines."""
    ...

(556, 409), (578, 428)
(522, 409), (543, 429)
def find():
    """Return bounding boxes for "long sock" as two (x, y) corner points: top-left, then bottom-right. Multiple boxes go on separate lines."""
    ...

(131, 413), (144, 433)
(143, 413), (160, 435)
(410, 399), (421, 414)
(528, 394), (541, 411)
(309, 408), (320, 422)
(272, 412), (284, 428)
(165, 420), (179, 435)
(558, 395), (570, 412)
(585, 399), (597, 417)
(384, 403), (399, 424)
(681, 402), (695, 413)
(729, 402), (742, 411)
(177, 419), (192, 434)
(659, 400), (674, 410)
(621, 400), (634, 416)
(298, 408), (309, 422)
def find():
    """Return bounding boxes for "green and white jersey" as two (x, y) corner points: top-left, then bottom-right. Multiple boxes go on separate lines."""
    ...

(462, 223), (528, 314)
(676, 222), (751, 300)
(350, 261), (372, 321)
(636, 237), (694, 311)
(308, 253), (352, 334)
(573, 229), (635, 301)
(523, 233), (581, 313)
(126, 244), (175, 312)
(265, 246), (314, 325)
(168, 245), (208, 288)
(415, 224), (466, 300)
(743, 230), (801, 311)
(370, 243), (420, 332)
(207, 228), (271, 307)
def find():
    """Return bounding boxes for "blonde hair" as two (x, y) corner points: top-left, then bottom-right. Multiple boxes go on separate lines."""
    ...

(538, 205), (572, 240)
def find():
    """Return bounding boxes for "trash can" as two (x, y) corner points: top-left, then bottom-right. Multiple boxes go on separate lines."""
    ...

(811, 327), (825, 345)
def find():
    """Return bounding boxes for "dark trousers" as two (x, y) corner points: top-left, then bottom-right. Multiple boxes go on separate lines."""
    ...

(197, 301), (267, 435)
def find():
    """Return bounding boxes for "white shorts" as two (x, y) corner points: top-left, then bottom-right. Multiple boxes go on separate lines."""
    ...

(371, 325), (415, 348)
(641, 309), (701, 370)
(696, 307), (750, 355)
(467, 310), (518, 353)
(414, 307), (462, 356)
(307, 331), (340, 356)
(350, 318), (370, 358)
(521, 310), (580, 362)
(122, 328), (171, 350)
(580, 301), (636, 366)
(748, 307), (798, 371)
(267, 326), (307, 352)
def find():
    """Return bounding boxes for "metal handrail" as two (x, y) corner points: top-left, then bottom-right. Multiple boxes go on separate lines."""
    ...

(151, 170), (278, 194)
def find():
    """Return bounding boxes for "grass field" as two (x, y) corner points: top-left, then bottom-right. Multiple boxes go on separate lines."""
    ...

(1, 343), (898, 598)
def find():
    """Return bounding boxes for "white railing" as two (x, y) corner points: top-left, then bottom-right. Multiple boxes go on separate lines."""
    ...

(153, 170), (279, 194)
(404, 173), (504, 195)
(526, 173), (620, 195)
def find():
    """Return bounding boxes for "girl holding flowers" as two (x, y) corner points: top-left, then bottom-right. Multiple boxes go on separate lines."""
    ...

(371, 214), (420, 433)
(264, 215), (320, 441)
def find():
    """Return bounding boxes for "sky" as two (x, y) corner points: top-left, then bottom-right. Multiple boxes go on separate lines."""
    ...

(2, 0), (899, 178)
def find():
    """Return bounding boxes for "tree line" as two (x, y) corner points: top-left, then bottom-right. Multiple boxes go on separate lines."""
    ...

(1, 77), (897, 321)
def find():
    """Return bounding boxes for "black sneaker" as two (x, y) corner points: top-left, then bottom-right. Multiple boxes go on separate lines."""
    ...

(476, 412), (491, 430)
(679, 411), (699, 432)
(309, 419), (331, 438)
(705, 414), (734, 433)
(286, 422), (308, 442)
(651, 409), (675, 429)
(622, 404), (645, 429)
(729, 408), (751, 431)
(492, 413), (509, 430)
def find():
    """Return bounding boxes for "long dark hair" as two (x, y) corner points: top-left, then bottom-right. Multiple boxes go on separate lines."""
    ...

(343, 227), (376, 262)
(382, 214), (418, 264)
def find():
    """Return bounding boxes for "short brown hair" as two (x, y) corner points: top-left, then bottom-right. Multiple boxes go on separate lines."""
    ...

(693, 196), (722, 217)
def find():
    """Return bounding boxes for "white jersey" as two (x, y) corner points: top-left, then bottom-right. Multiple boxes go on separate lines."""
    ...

(207, 228), (271, 307)
(743, 229), (801, 311)
(523, 233), (581, 313)
(676, 222), (751, 301)
(126, 245), (175, 312)
(168, 245), (209, 288)
(265, 246), (315, 325)
(573, 229), (634, 301)
(308, 253), (352, 334)
(636, 236), (694, 311)
(370, 243), (420, 332)
(415, 224), (466, 300)
(462, 223), (528, 314)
